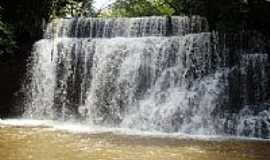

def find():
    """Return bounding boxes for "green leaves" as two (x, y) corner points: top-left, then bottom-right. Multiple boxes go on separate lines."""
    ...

(0, 8), (16, 57)
(50, 0), (95, 19)
(107, 0), (161, 17)
(0, 0), (96, 53)
(101, 0), (185, 17)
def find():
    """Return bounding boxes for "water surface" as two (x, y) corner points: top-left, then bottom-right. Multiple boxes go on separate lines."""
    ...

(0, 121), (269, 160)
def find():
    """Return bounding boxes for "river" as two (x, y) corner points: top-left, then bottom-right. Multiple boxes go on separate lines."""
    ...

(0, 120), (269, 160)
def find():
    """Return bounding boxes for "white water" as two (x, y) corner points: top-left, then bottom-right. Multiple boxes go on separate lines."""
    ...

(1, 119), (269, 142)
(45, 16), (208, 38)
(21, 16), (270, 139)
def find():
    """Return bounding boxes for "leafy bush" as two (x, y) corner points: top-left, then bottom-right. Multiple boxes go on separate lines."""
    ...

(0, 6), (15, 57)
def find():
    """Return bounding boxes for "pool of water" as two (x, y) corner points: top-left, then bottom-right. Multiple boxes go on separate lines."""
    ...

(0, 120), (270, 160)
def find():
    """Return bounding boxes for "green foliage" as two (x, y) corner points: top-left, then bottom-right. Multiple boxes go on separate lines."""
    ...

(154, 0), (185, 15)
(152, 0), (178, 16)
(104, 0), (186, 17)
(0, 7), (15, 57)
(0, 0), (95, 47)
(105, 0), (270, 35)
(0, 21), (16, 56)
(102, 0), (187, 17)
(106, 0), (161, 17)
(1, 1), (53, 42)
(50, 0), (95, 18)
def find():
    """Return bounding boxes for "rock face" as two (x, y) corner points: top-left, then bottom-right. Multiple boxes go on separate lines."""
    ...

(22, 16), (270, 138)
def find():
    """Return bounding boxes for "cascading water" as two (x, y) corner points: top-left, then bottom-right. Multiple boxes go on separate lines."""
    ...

(22, 16), (270, 139)
(44, 16), (208, 38)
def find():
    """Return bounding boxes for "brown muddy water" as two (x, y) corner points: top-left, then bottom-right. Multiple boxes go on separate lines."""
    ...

(0, 120), (270, 160)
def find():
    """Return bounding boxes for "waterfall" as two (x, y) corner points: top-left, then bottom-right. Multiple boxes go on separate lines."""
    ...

(45, 16), (208, 38)
(22, 16), (270, 138)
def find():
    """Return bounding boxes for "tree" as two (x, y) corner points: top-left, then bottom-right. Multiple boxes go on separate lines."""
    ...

(50, 0), (95, 18)
(105, 0), (269, 34)
(0, 6), (15, 58)
(0, 0), (95, 42)
(154, 0), (185, 15)
(106, 0), (161, 17)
